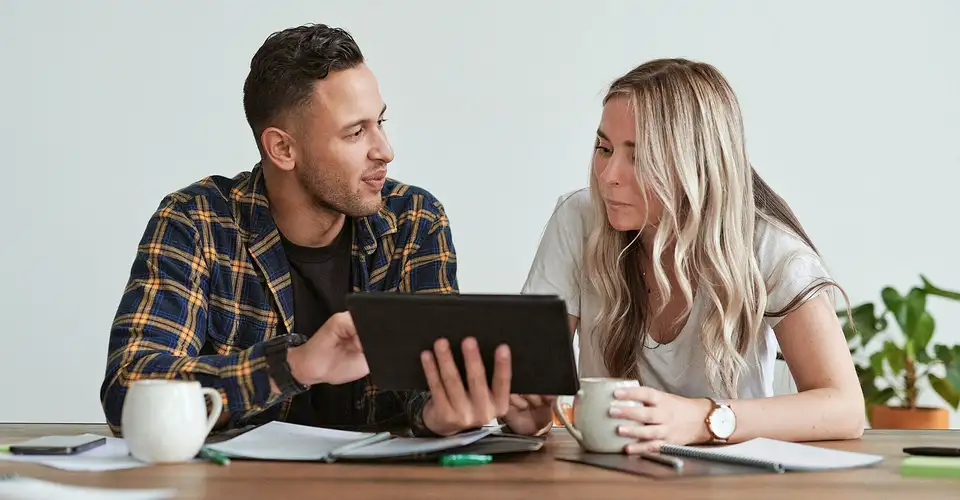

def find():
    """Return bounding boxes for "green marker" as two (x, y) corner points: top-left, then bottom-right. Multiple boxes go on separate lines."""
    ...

(440, 454), (493, 467)
(0, 446), (9, 453)
(199, 447), (231, 466)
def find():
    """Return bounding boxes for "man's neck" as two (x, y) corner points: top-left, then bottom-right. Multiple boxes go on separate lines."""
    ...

(263, 166), (346, 248)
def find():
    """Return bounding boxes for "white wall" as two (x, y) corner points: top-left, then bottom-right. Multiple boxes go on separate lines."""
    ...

(2, 0), (958, 426)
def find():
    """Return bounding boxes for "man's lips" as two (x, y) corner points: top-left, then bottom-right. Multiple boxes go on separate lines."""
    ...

(362, 170), (387, 183)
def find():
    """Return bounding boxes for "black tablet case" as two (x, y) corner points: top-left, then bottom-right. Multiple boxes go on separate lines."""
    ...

(345, 293), (580, 396)
(555, 450), (781, 479)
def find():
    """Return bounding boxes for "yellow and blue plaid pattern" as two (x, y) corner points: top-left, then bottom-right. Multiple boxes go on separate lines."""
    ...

(100, 164), (457, 436)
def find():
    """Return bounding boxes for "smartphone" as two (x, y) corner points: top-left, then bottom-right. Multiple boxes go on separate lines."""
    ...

(902, 446), (960, 457)
(9, 435), (107, 455)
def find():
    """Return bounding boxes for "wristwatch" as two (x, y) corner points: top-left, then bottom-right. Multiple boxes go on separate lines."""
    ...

(704, 397), (737, 443)
(263, 333), (309, 395)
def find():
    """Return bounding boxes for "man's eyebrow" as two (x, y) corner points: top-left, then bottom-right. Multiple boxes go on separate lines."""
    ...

(342, 104), (388, 132)
(596, 128), (635, 148)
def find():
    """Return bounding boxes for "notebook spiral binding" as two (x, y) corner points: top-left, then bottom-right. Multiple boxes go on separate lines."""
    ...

(660, 445), (787, 473)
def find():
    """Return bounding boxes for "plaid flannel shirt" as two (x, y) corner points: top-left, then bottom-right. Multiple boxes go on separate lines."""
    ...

(100, 164), (457, 436)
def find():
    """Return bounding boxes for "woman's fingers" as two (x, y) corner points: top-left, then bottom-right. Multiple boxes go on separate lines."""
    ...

(609, 403), (658, 424)
(616, 423), (667, 441)
(624, 439), (666, 455)
(613, 386), (662, 406)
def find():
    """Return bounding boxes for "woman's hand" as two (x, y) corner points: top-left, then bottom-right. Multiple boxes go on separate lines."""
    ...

(609, 386), (714, 454)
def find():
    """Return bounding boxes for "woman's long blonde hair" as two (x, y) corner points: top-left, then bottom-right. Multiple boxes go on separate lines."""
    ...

(585, 58), (841, 398)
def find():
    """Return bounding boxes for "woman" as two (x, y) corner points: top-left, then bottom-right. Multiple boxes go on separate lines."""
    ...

(523, 58), (865, 453)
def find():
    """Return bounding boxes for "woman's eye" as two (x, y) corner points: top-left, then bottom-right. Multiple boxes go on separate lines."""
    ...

(594, 144), (612, 156)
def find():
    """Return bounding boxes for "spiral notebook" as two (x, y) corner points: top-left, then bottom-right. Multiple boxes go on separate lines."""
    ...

(660, 437), (884, 472)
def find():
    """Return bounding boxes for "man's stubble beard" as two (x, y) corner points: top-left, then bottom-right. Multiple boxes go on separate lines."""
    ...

(296, 160), (382, 218)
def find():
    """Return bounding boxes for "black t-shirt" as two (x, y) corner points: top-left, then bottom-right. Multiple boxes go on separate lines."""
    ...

(280, 219), (363, 429)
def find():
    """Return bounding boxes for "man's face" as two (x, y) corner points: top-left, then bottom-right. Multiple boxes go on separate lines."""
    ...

(292, 63), (394, 217)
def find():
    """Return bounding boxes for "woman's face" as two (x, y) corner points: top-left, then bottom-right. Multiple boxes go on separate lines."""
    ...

(592, 95), (664, 232)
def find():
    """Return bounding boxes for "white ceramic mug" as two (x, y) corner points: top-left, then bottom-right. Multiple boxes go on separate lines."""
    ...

(553, 377), (642, 453)
(121, 380), (223, 463)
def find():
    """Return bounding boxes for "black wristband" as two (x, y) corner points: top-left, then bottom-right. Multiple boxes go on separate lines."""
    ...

(264, 334), (309, 396)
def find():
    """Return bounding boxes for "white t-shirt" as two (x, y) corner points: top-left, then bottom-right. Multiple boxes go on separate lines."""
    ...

(521, 189), (831, 399)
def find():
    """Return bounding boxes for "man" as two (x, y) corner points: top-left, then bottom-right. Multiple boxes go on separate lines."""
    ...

(100, 23), (553, 438)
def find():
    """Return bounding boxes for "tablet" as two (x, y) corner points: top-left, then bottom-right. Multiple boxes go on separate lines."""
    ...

(345, 293), (580, 396)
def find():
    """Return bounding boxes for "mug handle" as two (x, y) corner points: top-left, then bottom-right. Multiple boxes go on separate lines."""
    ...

(553, 395), (583, 444)
(201, 388), (224, 435)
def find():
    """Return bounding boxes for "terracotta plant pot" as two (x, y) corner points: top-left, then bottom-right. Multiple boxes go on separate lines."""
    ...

(869, 405), (950, 429)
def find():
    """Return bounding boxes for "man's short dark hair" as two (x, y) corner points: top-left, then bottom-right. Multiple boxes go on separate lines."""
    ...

(243, 23), (364, 147)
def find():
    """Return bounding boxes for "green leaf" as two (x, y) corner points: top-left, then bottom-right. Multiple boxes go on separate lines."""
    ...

(928, 374), (960, 410)
(883, 341), (905, 374)
(869, 351), (886, 377)
(935, 344), (955, 365)
(850, 303), (882, 345)
(916, 348), (934, 365)
(904, 287), (928, 339)
(868, 387), (897, 406)
(881, 287), (908, 331)
(912, 311), (935, 356)
(876, 315), (889, 332)
(947, 364), (960, 392)
(921, 275), (960, 301)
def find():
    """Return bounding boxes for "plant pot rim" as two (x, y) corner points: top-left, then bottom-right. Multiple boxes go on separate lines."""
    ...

(870, 405), (949, 413)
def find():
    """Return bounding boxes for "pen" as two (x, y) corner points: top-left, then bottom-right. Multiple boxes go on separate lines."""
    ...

(199, 447), (231, 466)
(0, 445), (9, 453)
(326, 431), (393, 461)
(638, 451), (684, 469)
(440, 454), (493, 467)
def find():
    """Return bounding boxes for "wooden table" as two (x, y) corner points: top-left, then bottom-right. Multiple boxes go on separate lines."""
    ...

(1, 424), (958, 499)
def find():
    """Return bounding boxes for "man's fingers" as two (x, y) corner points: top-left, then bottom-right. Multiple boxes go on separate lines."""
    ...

(491, 344), (512, 416)
(509, 394), (529, 411)
(434, 338), (471, 411)
(421, 350), (450, 412)
(332, 311), (357, 337)
(461, 337), (491, 412)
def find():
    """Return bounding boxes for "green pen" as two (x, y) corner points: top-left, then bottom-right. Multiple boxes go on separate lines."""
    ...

(439, 454), (493, 467)
(199, 447), (231, 466)
(0, 446), (9, 453)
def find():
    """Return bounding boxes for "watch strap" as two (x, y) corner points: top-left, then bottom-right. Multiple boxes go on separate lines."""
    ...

(704, 397), (734, 443)
(264, 333), (309, 396)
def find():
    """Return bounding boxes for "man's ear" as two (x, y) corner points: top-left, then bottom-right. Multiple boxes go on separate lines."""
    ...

(261, 127), (297, 172)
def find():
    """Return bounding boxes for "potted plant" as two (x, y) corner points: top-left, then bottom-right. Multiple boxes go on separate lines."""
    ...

(838, 275), (960, 429)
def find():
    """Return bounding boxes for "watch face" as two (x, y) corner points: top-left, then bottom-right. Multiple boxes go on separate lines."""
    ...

(710, 405), (737, 438)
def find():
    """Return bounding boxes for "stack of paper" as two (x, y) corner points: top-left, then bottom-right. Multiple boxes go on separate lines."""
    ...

(206, 421), (492, 461)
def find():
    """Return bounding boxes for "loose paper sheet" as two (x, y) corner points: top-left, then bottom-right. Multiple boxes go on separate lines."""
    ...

(0, 434), (149, 472)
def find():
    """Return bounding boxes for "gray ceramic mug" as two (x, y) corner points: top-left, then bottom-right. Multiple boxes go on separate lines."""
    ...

(553, 377), (642, 453)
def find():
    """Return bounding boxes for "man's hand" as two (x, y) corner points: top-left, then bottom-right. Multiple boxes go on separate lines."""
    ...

(420, 337), (511, 437)
(502, 395), (556, 436)
(285, 311), (369, 387)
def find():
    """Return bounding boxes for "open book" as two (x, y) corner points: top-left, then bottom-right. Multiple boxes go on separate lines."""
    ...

(660, 438), (884, 472)
(205, 421), (541, 462)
